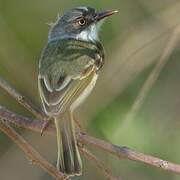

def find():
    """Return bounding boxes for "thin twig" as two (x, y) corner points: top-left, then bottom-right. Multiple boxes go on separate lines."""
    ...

(0, 76), (47, 120)
(80, 147), (121, 180)
(0, 106), (118, 179)
(79, 133), (180, 175)
(0, 106), (53, 134)
(124, 24), (180, 124)
(0, 120), (67, 180)
(0, 106), (180, 175)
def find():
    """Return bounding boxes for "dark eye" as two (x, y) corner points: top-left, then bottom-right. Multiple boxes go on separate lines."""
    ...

(78, 18), (86, 26)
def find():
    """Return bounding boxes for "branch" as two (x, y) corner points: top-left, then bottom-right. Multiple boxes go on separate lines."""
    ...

(0, 105), (54, 134)
(0, 76), (118, 179)
(79, 133), (180, 175)
(0, 106), (180, 175)
(0, 105), (120, 179)
(0, 76), (48, 120)
(80, 147), (121, 180)
(0, 119), (67, 180)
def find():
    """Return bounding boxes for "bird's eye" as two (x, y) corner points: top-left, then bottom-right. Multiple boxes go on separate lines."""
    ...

(78, 18), (86, 26)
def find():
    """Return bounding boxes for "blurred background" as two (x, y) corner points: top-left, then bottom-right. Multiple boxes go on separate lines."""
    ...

(0, 0), (180, 179)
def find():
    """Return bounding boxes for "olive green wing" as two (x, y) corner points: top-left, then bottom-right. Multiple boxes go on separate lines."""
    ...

(38, 67), (96, 115)
(38, 39), (99, 116)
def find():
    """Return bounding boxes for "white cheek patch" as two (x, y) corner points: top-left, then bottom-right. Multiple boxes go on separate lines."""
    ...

(76, 30), (89, 41)
(76, 21), (103, 42)
(89, 24), (99, 41)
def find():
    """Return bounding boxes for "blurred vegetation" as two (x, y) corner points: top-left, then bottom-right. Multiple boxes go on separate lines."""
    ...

(0, 0), (180, 180)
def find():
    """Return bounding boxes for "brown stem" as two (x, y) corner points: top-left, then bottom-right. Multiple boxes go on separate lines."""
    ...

(0, 120), (67, 180)
(79, 133), (180, 175)
(0, 105), (117, 179)
(0, 76), (48, 120)
(80, 147), (121, 180)
(0, 106), (180, 175)
(0, 105), (54, 134)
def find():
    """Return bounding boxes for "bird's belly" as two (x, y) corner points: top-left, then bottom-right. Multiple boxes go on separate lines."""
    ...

(71, 74), (98, 111)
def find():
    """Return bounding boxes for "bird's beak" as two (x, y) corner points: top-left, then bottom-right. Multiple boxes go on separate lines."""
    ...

(95, 10), (118, 21)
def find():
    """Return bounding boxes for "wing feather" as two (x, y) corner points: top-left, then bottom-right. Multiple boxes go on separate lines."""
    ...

(38, 39), (103, 116)
(38, 65), (95, 116)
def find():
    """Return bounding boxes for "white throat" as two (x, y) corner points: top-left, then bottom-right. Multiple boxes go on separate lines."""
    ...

(76, 22), (102, 42)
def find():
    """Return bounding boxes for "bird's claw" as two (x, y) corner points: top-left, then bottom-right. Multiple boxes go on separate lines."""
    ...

(41, 120), (51, 136)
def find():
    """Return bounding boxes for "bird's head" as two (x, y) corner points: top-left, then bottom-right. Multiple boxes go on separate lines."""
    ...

(48, 6), (118, 42)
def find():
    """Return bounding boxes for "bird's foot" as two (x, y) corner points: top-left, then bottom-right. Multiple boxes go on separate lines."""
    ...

(41, 119), (52, 136)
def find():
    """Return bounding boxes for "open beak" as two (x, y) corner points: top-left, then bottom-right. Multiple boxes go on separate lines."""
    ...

(95, 10), (118, 21)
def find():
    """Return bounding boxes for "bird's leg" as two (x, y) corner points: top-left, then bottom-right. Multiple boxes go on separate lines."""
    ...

(70, 112), (85, 132)
(41, 118), (52, 136)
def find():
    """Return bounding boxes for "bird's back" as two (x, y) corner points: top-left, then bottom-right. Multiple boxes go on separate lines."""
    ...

(38, 38), (104, 116)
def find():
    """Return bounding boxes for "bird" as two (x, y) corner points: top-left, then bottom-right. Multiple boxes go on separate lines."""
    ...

(38, 6), (118, 176)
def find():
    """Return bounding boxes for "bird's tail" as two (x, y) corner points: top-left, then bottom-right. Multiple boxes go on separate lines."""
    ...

(54, 111), (82, 176)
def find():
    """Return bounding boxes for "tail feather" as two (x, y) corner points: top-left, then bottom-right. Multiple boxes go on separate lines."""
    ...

(54, 112), (82, 175)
